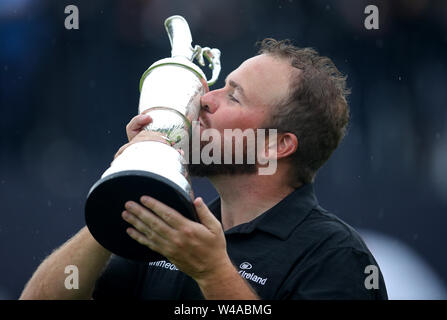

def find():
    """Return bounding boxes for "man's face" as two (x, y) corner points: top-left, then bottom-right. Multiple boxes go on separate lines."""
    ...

(188, 54), (293, 177)
(199, 54), (292, 134)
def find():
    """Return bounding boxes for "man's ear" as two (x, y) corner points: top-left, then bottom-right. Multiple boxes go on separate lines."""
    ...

(275, 132), (298, 160)
(258, 131), (298, 161)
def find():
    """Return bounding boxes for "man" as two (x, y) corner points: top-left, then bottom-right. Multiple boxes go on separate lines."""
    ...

(20, 39), (387, 300)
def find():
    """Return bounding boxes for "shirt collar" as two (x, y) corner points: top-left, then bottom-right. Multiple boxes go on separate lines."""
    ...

(207, 183), (319, 240)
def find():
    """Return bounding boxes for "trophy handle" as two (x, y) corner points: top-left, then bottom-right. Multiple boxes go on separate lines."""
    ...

(192, 46), (221, 86)
(165, 15), (221, 87)
(202, 47), (221, 87)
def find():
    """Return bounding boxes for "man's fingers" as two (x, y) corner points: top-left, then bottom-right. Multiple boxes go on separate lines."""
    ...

(114, 131), (171, 160)
(126, 114), (152, 141)
(140, 196), (189, 229)
(122, 210), (152, 235)
(114, 142), (130, 159)
(124, 202), (174, 240)
(126, 227), (159, 251)
(135, 131), (172, 146)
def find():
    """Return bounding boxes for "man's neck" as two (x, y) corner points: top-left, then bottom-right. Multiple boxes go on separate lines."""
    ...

(209, 173), (297, 231)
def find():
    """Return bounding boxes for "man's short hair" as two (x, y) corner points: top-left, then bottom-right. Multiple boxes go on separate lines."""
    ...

(258, 38), (350, 185)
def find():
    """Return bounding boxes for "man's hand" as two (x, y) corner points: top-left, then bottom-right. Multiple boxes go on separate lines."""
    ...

(126, 113), (153, 141)
(114, 114), (172, 159)
(122, 196), (233, 283)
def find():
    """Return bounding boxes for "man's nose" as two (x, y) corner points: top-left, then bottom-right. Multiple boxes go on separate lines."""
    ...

(200, 91), (218, 114)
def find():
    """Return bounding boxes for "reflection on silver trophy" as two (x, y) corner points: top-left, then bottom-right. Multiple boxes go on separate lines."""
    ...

(85, 15), (221, 261)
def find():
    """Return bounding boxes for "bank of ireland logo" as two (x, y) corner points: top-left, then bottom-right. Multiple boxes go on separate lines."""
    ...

(240, 262), (252, 270)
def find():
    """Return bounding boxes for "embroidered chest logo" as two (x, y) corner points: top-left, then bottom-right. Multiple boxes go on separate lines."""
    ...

(148, 260), (179, 271)
(238, 262), (268, 285)
(239, 262), (252, 270)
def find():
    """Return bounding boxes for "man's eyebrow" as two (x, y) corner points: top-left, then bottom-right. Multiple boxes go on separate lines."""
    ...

(225, 76), (246, 98)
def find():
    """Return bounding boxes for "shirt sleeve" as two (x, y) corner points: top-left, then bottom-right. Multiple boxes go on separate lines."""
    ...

(92, 255), (147, 300)
(279, 247), (388, 300)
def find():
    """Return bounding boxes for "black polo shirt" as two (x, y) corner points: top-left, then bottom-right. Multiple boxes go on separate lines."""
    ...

(92, 183), (388, 300)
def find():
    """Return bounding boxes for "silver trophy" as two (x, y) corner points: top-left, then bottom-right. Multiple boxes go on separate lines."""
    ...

(85, 15), (221, 261)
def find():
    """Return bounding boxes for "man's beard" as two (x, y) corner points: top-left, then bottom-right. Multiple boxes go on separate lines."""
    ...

(186, 137), (258, 177)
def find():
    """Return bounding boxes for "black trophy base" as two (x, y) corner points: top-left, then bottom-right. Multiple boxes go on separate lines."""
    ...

(85, 170), (197, 262)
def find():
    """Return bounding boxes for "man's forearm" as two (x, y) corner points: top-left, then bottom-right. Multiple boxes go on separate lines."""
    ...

(196, 263), (260, 300)
(20, 226), (111, 300)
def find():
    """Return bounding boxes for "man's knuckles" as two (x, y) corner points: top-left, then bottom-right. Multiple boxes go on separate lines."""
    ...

(133, 130), (170, 145)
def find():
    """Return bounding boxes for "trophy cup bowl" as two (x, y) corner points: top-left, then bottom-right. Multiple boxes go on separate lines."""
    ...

(85, 15), (221, 262)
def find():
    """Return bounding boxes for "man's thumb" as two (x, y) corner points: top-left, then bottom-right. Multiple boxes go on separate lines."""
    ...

(194, 197), (219, 230)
